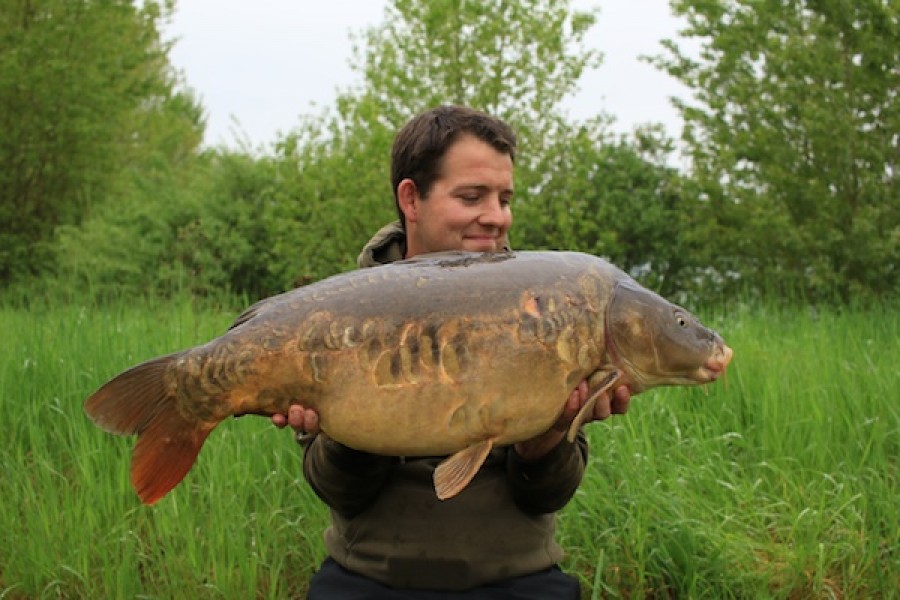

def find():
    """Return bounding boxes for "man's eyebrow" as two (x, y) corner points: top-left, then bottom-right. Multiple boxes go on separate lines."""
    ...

(453, 183), (514, 193)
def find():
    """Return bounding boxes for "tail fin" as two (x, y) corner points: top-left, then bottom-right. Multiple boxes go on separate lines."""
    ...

(84, 353), (215, 504)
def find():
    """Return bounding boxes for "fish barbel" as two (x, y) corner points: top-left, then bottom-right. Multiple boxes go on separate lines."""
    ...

(84, 251), (733, 504)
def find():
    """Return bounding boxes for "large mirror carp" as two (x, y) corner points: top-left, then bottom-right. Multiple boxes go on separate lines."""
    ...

(85, 251), (733, 504)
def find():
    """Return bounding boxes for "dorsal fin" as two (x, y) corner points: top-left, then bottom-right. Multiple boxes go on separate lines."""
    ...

(228, 297), (273, 330)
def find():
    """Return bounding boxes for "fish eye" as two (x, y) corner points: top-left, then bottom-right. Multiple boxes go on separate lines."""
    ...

(676, 314), (687, 328)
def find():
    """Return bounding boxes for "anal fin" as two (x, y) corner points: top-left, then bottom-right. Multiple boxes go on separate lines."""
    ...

(433, 439), (494, 500)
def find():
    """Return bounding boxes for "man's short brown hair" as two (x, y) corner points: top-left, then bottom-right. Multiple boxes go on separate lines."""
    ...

(391, 106), (517, 228)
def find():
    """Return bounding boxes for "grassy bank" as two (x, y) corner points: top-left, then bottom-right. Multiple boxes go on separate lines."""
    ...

(1, 299), (897, 598)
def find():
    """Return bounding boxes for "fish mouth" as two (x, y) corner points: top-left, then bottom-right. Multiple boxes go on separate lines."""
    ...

(698, 344), (734, 381)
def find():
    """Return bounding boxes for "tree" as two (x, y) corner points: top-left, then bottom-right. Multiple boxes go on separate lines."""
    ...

(262, 107), (397, 288)
(654, 0), (899, 301)
(347, 0), (599, 153)
(514, 121), (696, 298)
(0, 0), (203, 285)
(51, 149), (280, 302)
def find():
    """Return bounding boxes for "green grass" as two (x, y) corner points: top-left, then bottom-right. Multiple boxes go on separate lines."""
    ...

(2, 299), (897, 598)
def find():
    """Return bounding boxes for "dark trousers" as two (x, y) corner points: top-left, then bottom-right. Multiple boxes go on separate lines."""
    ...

(307, 557), (580, 599)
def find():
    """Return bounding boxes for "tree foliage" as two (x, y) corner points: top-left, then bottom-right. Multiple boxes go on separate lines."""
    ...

(17, 0), (897, 305)
(348, 0), (599, 149)
(51, 150), (279, 302)
(0, 0), (203, 284)
(264, 108), (396, 288)
(515, 122), (695, 298)
(655, 0), (899, 301)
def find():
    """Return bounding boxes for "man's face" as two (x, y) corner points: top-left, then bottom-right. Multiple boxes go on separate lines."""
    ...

(400, 134), (513, 258)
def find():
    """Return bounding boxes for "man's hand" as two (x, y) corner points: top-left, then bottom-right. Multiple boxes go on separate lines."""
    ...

(272, 404), (321, 436)
(514, 381), (630, 461)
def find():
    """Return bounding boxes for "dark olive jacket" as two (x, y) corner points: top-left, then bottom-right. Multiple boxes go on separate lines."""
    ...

(301, 222), (589, 591)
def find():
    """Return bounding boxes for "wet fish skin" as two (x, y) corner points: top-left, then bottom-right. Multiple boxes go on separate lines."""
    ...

(84, 251), (733, 504)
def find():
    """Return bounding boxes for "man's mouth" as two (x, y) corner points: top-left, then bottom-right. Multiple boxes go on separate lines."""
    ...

(464, 235), (500, 250)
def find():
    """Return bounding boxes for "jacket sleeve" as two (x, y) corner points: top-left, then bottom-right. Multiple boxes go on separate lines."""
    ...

(301, 433), (394, 518)
(505, 429), (589, 514)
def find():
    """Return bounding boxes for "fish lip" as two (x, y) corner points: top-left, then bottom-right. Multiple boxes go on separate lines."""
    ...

(697, 366), (723, 382)
(699, 344), (733, 381)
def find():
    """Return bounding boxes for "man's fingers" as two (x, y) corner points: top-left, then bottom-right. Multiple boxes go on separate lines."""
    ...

(287, 404), (306, 429)
(575, 379), (589, 403)
(304, 409), (320, 434)
(611, 385), (631, 414)
(593, 391), (612, 420)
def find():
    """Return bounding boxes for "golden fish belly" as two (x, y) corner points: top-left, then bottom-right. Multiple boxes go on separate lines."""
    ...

(246, 311), (597, 456)
(312, 352), (580, 456)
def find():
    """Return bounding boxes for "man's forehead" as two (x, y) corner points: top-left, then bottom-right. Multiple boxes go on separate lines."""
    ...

(441, 144), (512, 171)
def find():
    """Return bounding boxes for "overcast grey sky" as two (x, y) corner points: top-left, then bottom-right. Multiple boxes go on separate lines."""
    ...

(163, 1), (694, 150)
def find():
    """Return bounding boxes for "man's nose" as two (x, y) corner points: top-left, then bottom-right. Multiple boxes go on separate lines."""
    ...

(478, 196), (507, 227)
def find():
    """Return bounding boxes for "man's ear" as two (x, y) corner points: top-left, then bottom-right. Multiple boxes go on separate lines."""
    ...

(397, 178), (419, 224)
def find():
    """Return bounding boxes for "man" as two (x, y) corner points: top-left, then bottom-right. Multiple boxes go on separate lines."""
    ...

(273, 105), (630, 598)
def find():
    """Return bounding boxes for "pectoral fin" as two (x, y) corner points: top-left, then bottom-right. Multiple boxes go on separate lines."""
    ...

(433, 439), (494, 500)
(566, 370), (623, 442)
